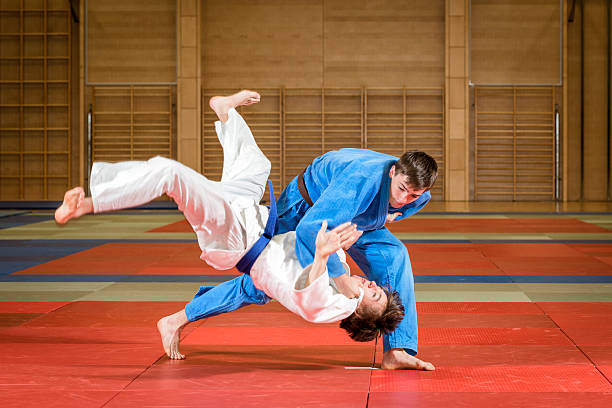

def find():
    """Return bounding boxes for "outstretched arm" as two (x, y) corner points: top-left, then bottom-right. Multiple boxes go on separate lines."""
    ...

(306, 221), (361, 287)
(296, 170), (378, 278)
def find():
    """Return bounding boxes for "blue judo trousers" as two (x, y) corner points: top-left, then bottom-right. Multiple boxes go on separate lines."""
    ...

(185, 148), (430, 355)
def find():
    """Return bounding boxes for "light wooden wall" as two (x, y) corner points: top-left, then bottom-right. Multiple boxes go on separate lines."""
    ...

(3, 0), (611, 202)
(582, 0), (609, 200)
(201, 87), (446, 200)
(201, 0), (324, 88)
(201, 0), (445, 89)
(323, 0), (445, 87)
(200, 0), (446, 197)
(564, 0), (611, 201)
(0, 0), (74, 200)
(565, 0), (582, 200)
(474, 86), (558, 201)
(470, 0), (561, 85)
(86, 0), (176, 84)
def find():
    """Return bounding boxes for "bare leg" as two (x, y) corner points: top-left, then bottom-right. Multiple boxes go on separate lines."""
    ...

(157, 309), (189, 360)
(209, 90), (260, 122)
(55, 187), (94, 224)
(382, 349), (435, 371)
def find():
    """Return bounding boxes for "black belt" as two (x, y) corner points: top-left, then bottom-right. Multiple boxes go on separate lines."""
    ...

(297, 168), (314, 207)
(235, 180), (277, 275)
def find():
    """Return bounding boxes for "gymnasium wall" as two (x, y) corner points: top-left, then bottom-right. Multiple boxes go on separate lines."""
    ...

(201, 0), (445, 88)
(86, 0), (176, 84)
(1, 0), (611, 201)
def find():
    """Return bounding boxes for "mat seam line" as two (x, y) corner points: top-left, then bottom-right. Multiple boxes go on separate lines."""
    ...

(366, 337), (377, 408)
(533, 302), (612, 387)
(99, 353), (166, 408)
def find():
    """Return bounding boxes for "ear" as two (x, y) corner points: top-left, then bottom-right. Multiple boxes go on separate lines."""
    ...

(389, 165), (396, 178)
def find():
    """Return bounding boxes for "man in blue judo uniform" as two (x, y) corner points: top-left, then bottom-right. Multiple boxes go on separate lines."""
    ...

(186, 94), (437, 370)
(276, 149), (437, 370)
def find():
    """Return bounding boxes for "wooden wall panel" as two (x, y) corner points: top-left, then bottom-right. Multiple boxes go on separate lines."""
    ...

(474, 86), (556, 201)
(583, 0), (609, 200)
(471, 0), (561, 85)
(90, 86), (175, 162)
(324, 0), (445, 87)
(0, 0), (72, 200)
(283, 89), (324, 186)
(201, 87), (444, 200)
(201, 0), (323, 88)
(566, 0), (582, 200)
(87, 0), (176, 83)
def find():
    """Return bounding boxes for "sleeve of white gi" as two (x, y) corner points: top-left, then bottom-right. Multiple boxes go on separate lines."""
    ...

(291, 263), (359, 323)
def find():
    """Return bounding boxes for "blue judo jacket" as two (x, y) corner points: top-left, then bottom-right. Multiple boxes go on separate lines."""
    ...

(275, 148), (431, 278)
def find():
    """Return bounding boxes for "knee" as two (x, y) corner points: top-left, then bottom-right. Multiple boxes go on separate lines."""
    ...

(148, 156), (183, 178)
(240, 275), (270, 304)
(149, 156), (175, 169)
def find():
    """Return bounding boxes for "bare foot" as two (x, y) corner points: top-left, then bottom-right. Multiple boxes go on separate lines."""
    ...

(55, 187), (85, 224)
(381, 349), (435, 370)
(157, 314), (187, 360)
(209, 90), (261, 122)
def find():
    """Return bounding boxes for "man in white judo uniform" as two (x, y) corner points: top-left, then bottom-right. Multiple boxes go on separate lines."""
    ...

(55, 91), (404, 360)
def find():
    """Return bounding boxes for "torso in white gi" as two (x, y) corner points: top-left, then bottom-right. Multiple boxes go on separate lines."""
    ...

(89, 107), (358, 324)
(201, 198), (359, 324)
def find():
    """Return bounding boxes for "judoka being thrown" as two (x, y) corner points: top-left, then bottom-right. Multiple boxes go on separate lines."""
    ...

(55, 90), (404, 360)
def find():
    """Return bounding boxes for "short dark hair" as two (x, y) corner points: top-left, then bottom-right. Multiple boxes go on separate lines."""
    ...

(339, 287), (404, 342)
(394, 150), (438, 190)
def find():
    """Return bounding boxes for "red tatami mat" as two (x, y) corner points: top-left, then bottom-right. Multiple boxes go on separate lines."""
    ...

(417, 302), (543, 314)
(368, 392), (612, 408)
(19, 301), (187, 328)
(0, 302), (70, 313)
(105, 390), (368, 408)
(486, 258), (612, 275)
(1, 390), (118, 408)
(148, 219), (192, 232)
(407, 243), (612, 275)
(418, 327), (572, 346)
(13, 243), (240, 275)
(599, 366), (612, 384)
(416, 345), (591, 366)
(581, 347), (612, 365)
(183, 326), (369, 346)
(369, 365), (611, 392)
(418, 313), (556, 328)
(561, 328), (612, 346)
(204, 311), (333, 328)
(537, 302), (612, 315)
(387, 218), (609, 233)
(153, 218), (610, 234)
(126, 346), (373, 392)
(474, 243), (590, 258)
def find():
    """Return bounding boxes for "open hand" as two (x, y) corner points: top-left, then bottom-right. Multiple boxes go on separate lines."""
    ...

(315, 221), (361, 258)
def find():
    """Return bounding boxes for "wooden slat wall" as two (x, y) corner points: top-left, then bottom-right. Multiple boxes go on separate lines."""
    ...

(90, 86), (175, 162)
(0, 0), (71, 200)
(202, 88), (444, 200)
(366, 88), (445, 200)
(475, 86), (556, 201)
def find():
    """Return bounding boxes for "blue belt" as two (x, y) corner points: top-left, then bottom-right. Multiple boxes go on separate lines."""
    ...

(235, 180), (277, 275)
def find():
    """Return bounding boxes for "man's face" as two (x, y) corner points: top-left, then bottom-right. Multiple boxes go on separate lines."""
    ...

(351, 275), (387, 316)
(388, 165), (427, 208)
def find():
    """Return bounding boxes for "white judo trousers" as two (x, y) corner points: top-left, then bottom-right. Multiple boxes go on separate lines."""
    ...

(89, 108), (358, 323)
(90, 108), (271, 269)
